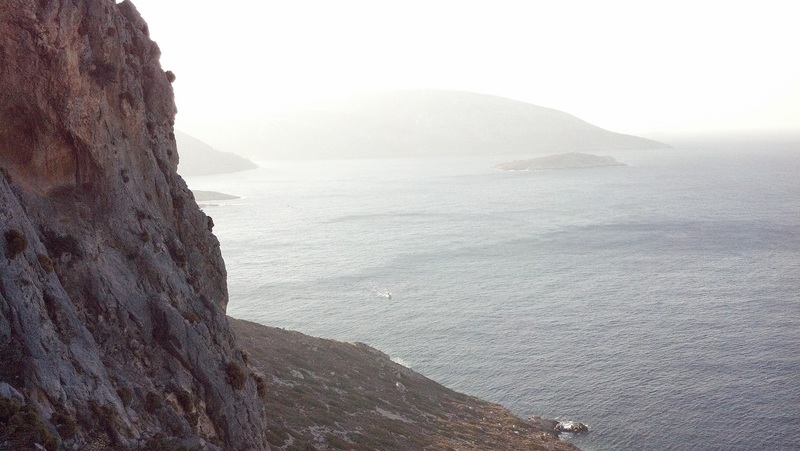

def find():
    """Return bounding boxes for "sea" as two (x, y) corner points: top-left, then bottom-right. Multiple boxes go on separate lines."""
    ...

(185, 141), (800, 450)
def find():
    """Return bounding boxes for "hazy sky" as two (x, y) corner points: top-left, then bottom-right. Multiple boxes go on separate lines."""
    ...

(130, 0), (799, 136)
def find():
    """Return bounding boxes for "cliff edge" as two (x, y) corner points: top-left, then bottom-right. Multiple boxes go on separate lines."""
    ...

(0, 1), (265, 448)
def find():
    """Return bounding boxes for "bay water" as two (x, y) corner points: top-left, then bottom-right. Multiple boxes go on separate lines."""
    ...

(186, 143), (800, 450)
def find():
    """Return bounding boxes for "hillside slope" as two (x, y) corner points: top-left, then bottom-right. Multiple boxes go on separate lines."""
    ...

(231, 318), (578, 451)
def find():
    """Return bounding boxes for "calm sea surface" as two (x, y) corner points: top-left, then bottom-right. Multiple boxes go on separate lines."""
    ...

(186, 144), (800, 450)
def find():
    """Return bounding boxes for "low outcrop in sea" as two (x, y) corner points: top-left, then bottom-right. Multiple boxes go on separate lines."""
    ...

(556, 421), (589, 434)
(495, 152), (627, 171)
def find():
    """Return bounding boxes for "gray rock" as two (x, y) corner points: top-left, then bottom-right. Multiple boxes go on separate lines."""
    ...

(0, 382), (23, 402)
(555, 421), (589, 433)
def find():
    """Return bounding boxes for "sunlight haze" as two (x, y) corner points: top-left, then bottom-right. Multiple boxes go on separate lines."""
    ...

(130, 0), (800, 137)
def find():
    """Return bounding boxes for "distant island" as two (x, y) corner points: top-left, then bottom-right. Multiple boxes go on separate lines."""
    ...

(193, 89), (669, 160)
(496, 152), (627, 170)
(176, 130), (257, 176)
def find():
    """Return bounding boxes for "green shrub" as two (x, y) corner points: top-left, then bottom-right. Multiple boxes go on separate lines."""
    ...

(0, 397), (59, 451)
(326, 433), (353, 449)
(4, 229), (27, 258)
(181, 311), (201, 324)
(41, 231), (82, 259)
(51, 410), (77, 439)
(88, 400), (118, 438)
(175, 390), (194, 413)
(143, 435), (199, 451)
(265, 427), (287, 448)
(145, 392), (162, 411)
(90, 61), (117, 86)
(225, 362), (246, 390)
(167, 240), (187, 267)
(253, 374), (268, 399)
(0, 396), (21, 422)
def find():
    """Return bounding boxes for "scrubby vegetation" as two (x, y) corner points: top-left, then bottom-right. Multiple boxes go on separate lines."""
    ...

(51, 410), (77, 439)
(230, 318), (576, 451)
(89, 61), (117, 86)
(225, 362), (246, 390)
(4, 228), (27, 258)
(0, 396), (59, 451)
(117, 387), (132, 407)
(175, 390), (194, 413)
(181, 310), (201, 324)
(145, 392), (162, 412)
(37, 253), (54, 272)
(142, 434), (200, 451)
(253, 374), (268, 399)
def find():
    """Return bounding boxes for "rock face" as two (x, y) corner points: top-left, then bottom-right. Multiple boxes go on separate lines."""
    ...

(0, 1), (265, 449)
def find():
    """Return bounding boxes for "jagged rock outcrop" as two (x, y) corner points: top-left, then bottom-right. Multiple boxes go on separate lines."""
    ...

(0, 1), (266, 449)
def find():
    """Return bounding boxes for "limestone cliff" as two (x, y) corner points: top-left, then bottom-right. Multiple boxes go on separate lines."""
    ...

(0, 1), (266, 449)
